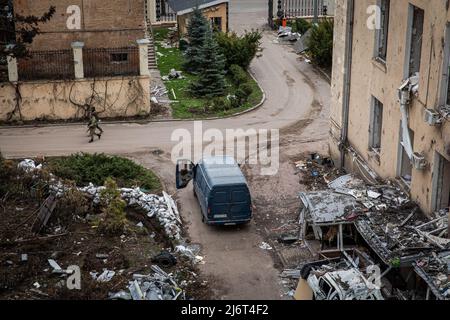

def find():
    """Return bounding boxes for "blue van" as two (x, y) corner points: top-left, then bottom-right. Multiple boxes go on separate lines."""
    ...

(176, 156), (252, 225)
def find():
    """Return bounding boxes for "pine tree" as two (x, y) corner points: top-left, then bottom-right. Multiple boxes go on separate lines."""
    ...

(183, 6), (209, 73)
(190, 30), (226, 98)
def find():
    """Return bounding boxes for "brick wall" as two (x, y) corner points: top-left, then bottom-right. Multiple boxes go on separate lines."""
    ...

(13, 0), (146, 50)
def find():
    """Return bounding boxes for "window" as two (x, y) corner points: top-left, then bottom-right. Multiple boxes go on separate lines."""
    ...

(432, 152), (450, 212)
(407, 5), (424, 77)
(375, 0), (390, 61)
(111, 53), (128, 63)
(210, 17), (222, 32)
(442, 24), (450, 107)
(369, 97), (384, 153)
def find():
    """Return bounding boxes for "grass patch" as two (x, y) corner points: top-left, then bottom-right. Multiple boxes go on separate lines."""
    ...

(155, 28), (263, 119)
(47, 153), (162, 192)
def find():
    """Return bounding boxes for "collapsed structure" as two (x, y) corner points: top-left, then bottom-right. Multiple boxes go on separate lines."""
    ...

(296, 168), (449, 300)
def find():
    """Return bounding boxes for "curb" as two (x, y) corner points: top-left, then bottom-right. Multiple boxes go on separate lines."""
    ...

(1, 71), (267, 129)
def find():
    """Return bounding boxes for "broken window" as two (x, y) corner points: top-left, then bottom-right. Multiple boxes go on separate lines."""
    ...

(408, 5), (424, 77)
(319, 278), (333, 297)
(111, 53), (128, 63)
(398, 121), (414, 186)
(432, 152), (450, 211)
(443, 24), (450, 107)
(376, 0), (390, 61)
(369, 97), (384, 154)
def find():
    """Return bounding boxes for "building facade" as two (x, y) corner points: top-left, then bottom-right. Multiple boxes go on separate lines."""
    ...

(330, 0), (450, 216)
(0, 0), (152, 122)
(14, 0), (147, 50)
(167, 0), (229, 34)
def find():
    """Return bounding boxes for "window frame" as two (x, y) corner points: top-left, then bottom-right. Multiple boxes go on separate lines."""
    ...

(374, 0), (390, 62)
(369, 96), (384, 155)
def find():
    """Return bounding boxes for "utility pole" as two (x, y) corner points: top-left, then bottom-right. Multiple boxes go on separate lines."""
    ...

(313, 0), (319, 25)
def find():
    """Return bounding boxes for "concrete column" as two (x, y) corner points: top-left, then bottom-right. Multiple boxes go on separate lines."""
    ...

(71, 41), (84, 79)
(148, 0), (157, 23)
(6, 44), (18, 82)
(137, 39), (150, 76)
(7, 55), (18, 82)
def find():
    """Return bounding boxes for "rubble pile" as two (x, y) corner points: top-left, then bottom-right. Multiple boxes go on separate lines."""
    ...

(3, 159), (209, 300)
(295, 154), (342, 191)
(325, 174), (434, 264)
(413, 251), (450, 300)
(162, 69), (184, 81)
(21, 160), (182, 241)
(277, 26), (301, 42)
(110, 265), (186, 300)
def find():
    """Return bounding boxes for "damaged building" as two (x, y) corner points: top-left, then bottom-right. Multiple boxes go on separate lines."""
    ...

(295, 169), (449, 300)
(330, 0), (450, 219)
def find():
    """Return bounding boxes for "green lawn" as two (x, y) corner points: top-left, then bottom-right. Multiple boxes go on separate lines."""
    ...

(153, 28), (263, 119)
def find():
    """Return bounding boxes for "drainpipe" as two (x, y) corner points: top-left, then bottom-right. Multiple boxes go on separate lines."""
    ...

(313, 0), (319, 24)
(339, 0), (355, 169)
(398, 82), (414, 159)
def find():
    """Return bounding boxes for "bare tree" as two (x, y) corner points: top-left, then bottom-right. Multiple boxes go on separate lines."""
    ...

(0, 0), (55, 60)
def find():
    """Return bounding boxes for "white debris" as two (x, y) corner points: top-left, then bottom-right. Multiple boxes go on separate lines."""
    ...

(18, 159), (42, 172)
(175, 245), (204, 264)
(92, 269), (116, 282)
(48, 259), (62, 272)
(259, 242), (273, 250)
(19, 163), (183, 241)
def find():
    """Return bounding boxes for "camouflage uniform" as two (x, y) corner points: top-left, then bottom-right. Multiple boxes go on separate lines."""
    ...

(88, 116), (102, 143)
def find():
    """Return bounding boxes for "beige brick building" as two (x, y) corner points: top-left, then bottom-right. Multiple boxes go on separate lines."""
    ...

(13, 0), (147, 50)
(330, 0), (450, 216)
(0, 0), (153, 122)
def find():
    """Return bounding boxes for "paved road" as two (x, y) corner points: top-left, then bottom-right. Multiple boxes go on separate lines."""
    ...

(0, 0), (330, 300)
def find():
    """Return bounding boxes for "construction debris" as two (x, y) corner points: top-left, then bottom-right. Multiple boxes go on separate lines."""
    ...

(162, 69), (184, 81)
(295, 154), (341, 191)
(259, 242), (273, 250)
(50, 183), (183, 240)
(175, 245), (204, 264)
(110, 265), (185, 300)
(91, 269), (115, 282)
(413, 251), (450, 300)
(294, 250), (383, 300)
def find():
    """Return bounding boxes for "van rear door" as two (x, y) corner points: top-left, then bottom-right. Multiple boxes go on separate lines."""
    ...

(229, 186), (251, 220)
(210, 186), (251, 221)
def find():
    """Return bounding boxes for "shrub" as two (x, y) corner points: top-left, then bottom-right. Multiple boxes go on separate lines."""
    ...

(48, 153), (161, 191)
(307, 19), (334, 68)
(293, 18), (312, 35)
(97, 178), (128, 235)
(179, 38), (189, 51)
(229, 64), (248, 86)
(235, 83), (254, 105)
(211, 97), (232, 111)
(215, 30), (262, 70)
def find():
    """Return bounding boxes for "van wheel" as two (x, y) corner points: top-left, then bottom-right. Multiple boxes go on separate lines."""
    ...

(193, 187), (197, 198)
(201, 215), (205, 223)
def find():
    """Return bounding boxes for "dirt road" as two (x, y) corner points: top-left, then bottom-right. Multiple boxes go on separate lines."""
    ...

(0, 0), (330, 299)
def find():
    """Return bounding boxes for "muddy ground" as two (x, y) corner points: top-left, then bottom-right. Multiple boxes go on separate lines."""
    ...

(0, 163), (211, 300)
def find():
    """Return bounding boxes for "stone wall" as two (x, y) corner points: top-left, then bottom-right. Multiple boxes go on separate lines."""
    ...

(0, 76), (151, 122)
